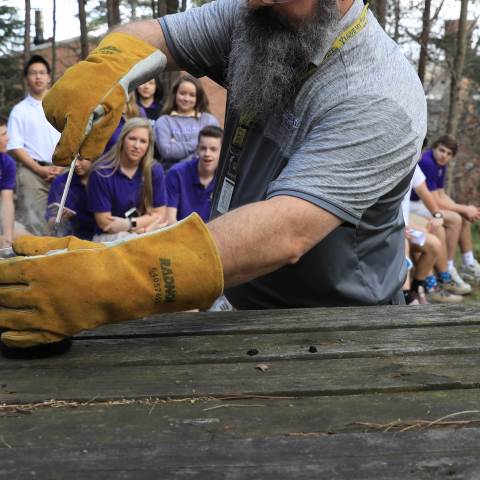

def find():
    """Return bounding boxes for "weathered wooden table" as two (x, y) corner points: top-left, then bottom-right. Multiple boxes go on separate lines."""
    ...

(1, 304), (480, 479)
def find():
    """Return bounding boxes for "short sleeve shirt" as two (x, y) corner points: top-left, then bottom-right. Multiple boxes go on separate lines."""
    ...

(160, 0), (427, 308)
(88, 163), (167, 234)
(410, 149), (445, 201)
(7, 95), (60, 163)
(0, 153), (16, 191)
(166, 157), (215, 222)
(47, 172), (96, 240)
(401, 165), (425, 225)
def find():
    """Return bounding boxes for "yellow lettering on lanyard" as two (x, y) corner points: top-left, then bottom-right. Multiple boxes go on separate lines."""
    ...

(323, 4), (369, 63)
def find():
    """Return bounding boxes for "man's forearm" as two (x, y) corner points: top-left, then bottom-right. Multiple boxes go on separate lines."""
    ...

(207, 196), (342, 289)
(8, 148), (40, 174)
(435, 190), (465, 214)
(113, 19), (178, 70)
(416, 184), (440, 214)
(1, 194), (15, 242)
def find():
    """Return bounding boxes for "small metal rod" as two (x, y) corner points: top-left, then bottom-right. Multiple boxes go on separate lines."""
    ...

(54, 155), (78, 228)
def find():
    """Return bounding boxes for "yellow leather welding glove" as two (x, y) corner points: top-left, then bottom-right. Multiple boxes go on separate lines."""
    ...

(0, 236), (106, 348)
(43, 32), (167, 165)
(0, 214), (223, 344)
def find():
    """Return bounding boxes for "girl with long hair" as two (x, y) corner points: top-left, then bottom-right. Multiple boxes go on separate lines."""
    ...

(88, 117), (167, 242)
(154, 74), (219, 171)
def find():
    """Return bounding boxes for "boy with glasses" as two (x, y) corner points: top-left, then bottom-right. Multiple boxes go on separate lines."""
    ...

(7, 55), (62, 235)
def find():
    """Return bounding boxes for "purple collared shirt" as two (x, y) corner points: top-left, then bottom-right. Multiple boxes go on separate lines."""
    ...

(166, 157), (215, 222)
(88, 162), (167, 234)
(47, 172), (95, 240)
(411, 149), (446, 201)
(0, 152), (16, 191)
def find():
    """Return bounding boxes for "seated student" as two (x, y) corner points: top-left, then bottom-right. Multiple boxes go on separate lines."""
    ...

(136, 79), (164, 161)
(0, 117), (30, 246)
(46, 157), (95, 240)
(136, 78), (163, 124)
(411, 135), (480, 284)
(166, 126), (223, 224)
(88, 117), (167, 242)
(104, 93), (145, 154)
(402, 165), (463, 305)
(154, 74), (219, 172)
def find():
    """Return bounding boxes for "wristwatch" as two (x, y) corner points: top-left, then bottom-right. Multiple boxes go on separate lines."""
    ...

(433, 212), (444, 219)
(131, 218), (138, 230)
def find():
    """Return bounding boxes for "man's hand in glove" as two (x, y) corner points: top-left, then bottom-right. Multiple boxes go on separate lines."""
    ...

(0, 215), (223, 348)
(43, 32), (167, 165)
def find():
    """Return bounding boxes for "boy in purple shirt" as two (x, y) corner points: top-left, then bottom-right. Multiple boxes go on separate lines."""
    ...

(410, 135), (480, 285)
(166, 126), (223, 223)
(0, 117), (29, 246)
(46, 157), (95, 240)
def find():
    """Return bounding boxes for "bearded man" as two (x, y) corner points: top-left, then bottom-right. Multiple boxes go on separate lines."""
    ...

(0, 0), (427, 353)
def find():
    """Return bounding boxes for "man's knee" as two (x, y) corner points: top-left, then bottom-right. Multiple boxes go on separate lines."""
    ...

(442, 210), (462, 228)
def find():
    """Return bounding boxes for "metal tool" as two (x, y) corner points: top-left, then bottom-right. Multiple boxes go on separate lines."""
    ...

(54, 154), (79, 234)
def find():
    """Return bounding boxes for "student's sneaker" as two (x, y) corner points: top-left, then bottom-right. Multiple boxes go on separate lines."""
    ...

(443, 267), (472, 295)
(459, 259), (480, 285)
(426, 285), (463, 304)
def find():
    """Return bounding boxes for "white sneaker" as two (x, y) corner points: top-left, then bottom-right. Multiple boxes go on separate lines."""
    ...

(459, 259), (480, 284)
(426, 286), (463, 304)
(445, 266), (472, 295)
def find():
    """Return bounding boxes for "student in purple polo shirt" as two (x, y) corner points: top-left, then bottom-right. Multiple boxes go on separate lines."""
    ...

(46, 157), (95, 240)
(154, 74), (219, 172)
(88, 117), (167, 242)
(0, 117), (29, 246)
(410, 134), (480, 285)
(136, 78), (163, 160)
(167, 126), (223, 224)
(136, 78), (163, 123)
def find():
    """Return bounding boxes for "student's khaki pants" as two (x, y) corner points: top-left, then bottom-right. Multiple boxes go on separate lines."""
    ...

(15, 164), (50, 236)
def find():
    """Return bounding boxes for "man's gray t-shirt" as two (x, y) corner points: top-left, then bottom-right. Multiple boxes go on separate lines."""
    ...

(160, 0), (427, 308)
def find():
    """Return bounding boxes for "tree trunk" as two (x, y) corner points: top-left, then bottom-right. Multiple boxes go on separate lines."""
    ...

(23, 0), (31, 70)
(129, 0), (138, 20)
(166, 0), (179, 14)
(446, 0), (469, 136)
(78, 0), (89, 59)
(372, 0), (387, 30)
(157, 0), (166, 16)
(446, 0), (469, 196)
(392, 0), (401, 42)
(51, 0), (57, 82)
(417, 0), (432, 85)
(107, 0), (121, 27)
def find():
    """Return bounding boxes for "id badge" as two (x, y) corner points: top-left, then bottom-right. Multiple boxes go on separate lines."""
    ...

(217, 178), (235, 214)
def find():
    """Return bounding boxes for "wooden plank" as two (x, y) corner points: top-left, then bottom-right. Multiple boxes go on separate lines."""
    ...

(1, 428), (480, 479)
(77, 304), (480, 338)
(3, 325), (480, 369)
(2, 353), (480, 404)
(2, 390), (480, 447)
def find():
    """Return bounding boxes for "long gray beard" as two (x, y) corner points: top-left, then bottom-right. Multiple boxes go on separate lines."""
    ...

(227, 1), (339, 122)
